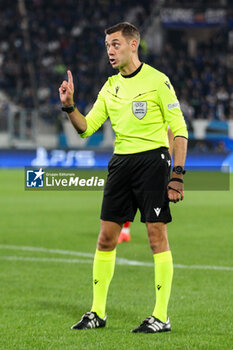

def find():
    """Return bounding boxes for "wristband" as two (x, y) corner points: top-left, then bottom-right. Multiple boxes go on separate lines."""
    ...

(168, 178), (184, 184)
(62, 103), (76, 113)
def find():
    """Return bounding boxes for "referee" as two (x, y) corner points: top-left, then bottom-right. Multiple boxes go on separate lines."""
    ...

(59, 22), (188, 333)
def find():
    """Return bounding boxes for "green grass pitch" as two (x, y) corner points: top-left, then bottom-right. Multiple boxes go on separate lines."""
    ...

(0, 169), (233, 350)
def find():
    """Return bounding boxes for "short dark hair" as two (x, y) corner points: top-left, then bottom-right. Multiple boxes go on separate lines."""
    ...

(105, 22), (140, 43)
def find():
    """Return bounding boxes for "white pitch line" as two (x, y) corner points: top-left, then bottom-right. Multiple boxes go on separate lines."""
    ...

(0, 244), (93, 258)
(174, 263), (233, 272)
(0, 256), (93, 264)
(0, 244), (232, 271)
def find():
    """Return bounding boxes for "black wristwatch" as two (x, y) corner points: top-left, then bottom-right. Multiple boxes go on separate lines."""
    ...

(172, 166), (186, 175)
(61, 103), (76, 113)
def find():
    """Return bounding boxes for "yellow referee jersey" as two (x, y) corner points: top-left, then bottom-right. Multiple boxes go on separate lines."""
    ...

(80, 63), (188, 154)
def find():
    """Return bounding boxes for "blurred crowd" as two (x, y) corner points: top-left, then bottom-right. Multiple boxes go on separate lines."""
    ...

(164, 0), (229, 8)
(0, 0), (233, 126)
(149, 31), (233, 126)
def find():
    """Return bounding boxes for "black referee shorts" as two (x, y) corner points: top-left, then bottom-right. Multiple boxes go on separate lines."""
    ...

(100, 147), (172, 224)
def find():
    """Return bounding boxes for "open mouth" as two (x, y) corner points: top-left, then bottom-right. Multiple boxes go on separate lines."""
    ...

(109, 58), (117, 65)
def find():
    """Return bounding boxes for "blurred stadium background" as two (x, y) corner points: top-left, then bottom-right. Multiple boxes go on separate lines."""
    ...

(0, 0), (233, 170)
(0, 0), (233, 350)
(1, 2), (233, 350)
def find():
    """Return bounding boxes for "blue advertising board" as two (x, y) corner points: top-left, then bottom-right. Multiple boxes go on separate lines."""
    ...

(0, 147), (233, 171)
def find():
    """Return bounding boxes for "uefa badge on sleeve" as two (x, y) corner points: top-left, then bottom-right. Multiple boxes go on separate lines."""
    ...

(26, 168), (45, 188)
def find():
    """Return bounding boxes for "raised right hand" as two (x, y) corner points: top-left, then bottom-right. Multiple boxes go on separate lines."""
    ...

(59, 70), (74, 106)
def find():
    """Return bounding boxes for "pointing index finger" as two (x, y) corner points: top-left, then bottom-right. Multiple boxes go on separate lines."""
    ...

(67, 70), (73, 85)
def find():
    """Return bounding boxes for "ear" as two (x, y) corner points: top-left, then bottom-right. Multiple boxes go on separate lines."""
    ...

(131, 39), (138, 53)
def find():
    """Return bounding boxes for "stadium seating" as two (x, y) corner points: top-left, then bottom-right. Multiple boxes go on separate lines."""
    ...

(0, 0), (232, 149)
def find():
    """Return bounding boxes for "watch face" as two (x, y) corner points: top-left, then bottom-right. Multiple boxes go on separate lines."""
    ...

(175, 166), (183, 174)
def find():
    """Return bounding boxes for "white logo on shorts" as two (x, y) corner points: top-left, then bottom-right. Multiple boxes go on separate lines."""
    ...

(154, 208), (161, 216)
(132, 101), (147, 119)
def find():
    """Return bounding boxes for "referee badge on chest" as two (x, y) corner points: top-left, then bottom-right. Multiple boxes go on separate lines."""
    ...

(132, 101), (147, 119)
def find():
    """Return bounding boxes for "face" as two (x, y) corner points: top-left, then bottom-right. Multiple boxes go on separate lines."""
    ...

(105, 31), (137, 70)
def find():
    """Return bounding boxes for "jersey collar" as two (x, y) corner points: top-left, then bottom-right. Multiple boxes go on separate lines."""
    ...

(121, 63), (143, 79)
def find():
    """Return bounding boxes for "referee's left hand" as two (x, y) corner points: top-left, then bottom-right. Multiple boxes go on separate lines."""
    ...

(167, 180), (184, 203)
